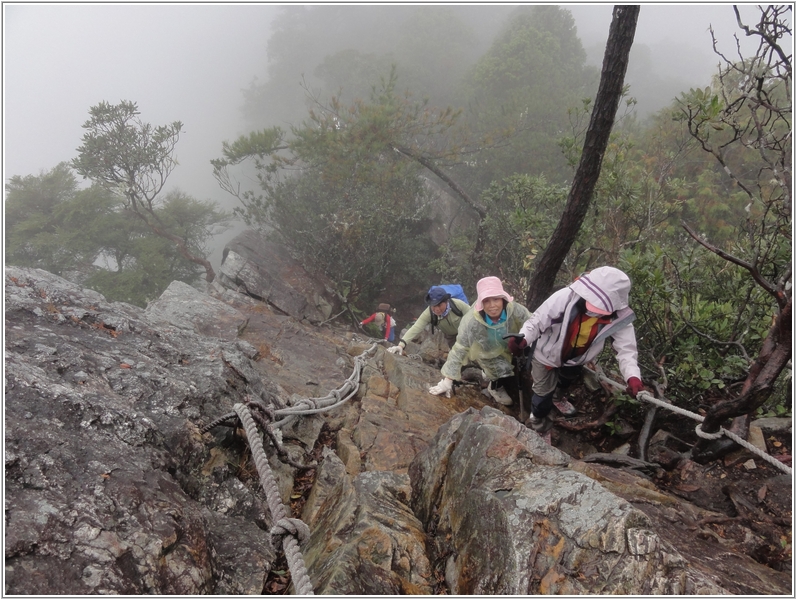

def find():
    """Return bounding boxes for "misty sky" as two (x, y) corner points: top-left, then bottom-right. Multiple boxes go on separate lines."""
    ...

(3, 2), (762, 214)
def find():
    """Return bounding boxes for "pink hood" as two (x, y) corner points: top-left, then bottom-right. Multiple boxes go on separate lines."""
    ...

(569, 266), (631, 314)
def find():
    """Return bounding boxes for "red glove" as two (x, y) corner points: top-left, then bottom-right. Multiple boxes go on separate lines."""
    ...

(507, 336), (528, 356)
(626, 377), (643, 398)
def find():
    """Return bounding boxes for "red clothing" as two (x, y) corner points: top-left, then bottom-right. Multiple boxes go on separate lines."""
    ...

(561, 312), (612, 362)
(361, 312), (395, 340)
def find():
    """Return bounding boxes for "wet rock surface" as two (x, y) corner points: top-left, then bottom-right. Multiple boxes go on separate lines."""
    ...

(5, 264), (791, 595)
(5, 267), (278, 594)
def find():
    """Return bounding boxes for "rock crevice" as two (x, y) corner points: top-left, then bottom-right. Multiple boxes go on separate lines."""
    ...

(4, 258), (791, 595)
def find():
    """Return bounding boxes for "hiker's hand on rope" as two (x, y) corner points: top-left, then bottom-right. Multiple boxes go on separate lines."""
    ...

(626, 377), (643, 398)
(429, 377), (453, 398)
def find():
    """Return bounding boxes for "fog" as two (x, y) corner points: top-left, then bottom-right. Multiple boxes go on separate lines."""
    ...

(3, 3), (761, 266)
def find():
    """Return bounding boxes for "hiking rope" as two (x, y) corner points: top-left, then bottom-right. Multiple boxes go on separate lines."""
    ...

(202, 344), (378, 433)
(233, 402), (315, 595)
(201, 344), (380, 593)
(584, 366), (792, 475)
(270, 343), (377, 426)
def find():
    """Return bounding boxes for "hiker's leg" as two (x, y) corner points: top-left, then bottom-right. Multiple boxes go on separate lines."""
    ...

(556, 365), (583, 392)
(551, 365), (582, 416)
(495, 375), (519, 404)
(530, 359), (558, 418)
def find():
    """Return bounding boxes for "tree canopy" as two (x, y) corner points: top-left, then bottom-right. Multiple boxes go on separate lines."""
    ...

(6, 162), (229, 307)
(72, 100), (222, 283)
(456, 5), (600, 191)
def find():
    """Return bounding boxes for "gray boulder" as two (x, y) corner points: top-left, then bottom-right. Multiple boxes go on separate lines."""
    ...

(408, 407), (789, 595)
(146, 279), (248, 340)
(5, 267), (280, 594)
(218, 229), (338, 324)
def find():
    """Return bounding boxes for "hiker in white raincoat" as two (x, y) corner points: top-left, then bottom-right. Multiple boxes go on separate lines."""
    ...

(429, 277), (531, 406)
(509, 266), (644, 432)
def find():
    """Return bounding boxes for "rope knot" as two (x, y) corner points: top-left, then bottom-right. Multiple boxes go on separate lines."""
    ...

(694, 423), (724, 440)
(303, 398), (318, 410)
(247, 400), (275, 421)
(271, 517), (311, 546)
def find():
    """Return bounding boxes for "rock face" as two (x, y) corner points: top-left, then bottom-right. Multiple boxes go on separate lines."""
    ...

(408, 407), (778, 595)
(218, 229), (339, 324)
(4, 266), (791, 595)
(5, 267), (280, 594)
(146, 279), (249, 340)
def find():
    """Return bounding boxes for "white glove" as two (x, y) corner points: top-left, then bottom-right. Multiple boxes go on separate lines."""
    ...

(387, 345), (404, 355)
(429, 377), (454, 398)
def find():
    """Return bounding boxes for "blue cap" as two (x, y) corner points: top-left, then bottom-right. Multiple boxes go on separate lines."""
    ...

(426, 286), (451, 306)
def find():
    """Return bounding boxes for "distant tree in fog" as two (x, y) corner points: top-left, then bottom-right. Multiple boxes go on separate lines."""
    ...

(457, 5), (600, 192)
(71, 100), (227, 283)
(214, 72), (463, 308)
(5, 163), (229, 307)
(242, 5), (506, 130)
(6, 163), (82, 275)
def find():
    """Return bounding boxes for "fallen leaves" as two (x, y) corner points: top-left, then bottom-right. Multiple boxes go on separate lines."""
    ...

(758, 485), (768, 502)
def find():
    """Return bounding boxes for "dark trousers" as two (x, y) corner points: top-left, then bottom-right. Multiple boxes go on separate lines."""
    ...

(531, 365), (583, 418)
(556, 365), (583, 391)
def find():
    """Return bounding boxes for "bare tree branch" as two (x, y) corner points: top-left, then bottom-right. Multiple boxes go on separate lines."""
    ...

(681, 221), (781, 303)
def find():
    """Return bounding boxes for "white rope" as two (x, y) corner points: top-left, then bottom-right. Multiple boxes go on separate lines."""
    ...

(584, 366), (792, 475)
(199, 344), (379, 593)
(271, 344), (378, 426)
(233, 403), (315, 595)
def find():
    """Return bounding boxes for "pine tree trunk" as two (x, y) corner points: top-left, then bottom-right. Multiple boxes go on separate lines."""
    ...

(524, 5), (639, 310)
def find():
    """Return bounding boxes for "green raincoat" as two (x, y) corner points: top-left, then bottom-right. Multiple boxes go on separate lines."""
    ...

(440, 301), (532, 381)
(400, 297), (471, 344)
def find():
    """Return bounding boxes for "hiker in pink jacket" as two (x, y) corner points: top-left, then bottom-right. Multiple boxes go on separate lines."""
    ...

(510, 266), (644, 433)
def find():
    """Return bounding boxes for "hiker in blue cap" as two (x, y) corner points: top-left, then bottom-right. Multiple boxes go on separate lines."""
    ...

(388, 286), (471, 356)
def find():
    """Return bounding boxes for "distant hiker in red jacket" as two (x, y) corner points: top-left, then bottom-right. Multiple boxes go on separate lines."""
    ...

(360, 303), (398, 342)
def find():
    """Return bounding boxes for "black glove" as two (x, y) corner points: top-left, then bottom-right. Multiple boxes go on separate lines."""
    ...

(507, 336), (528, 357)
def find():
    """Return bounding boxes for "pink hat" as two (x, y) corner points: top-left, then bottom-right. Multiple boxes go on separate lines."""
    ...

(474, 276), (513, 311)
(585, 301), (611, 316)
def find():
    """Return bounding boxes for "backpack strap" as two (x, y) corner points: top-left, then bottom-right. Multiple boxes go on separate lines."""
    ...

(429, 306), (439, 334)
(450, 302), (463, 317)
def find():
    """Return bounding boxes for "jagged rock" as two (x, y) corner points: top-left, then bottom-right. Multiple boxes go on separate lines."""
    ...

(301, 452), (432, 594)
(408, 407), (788, 595)
(350, 349), (493, 473)
(751, 417), (792, 433)
(145, 279), (248, 341)
(218, 229), (339, 324)
(4, 267), (280, 594)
